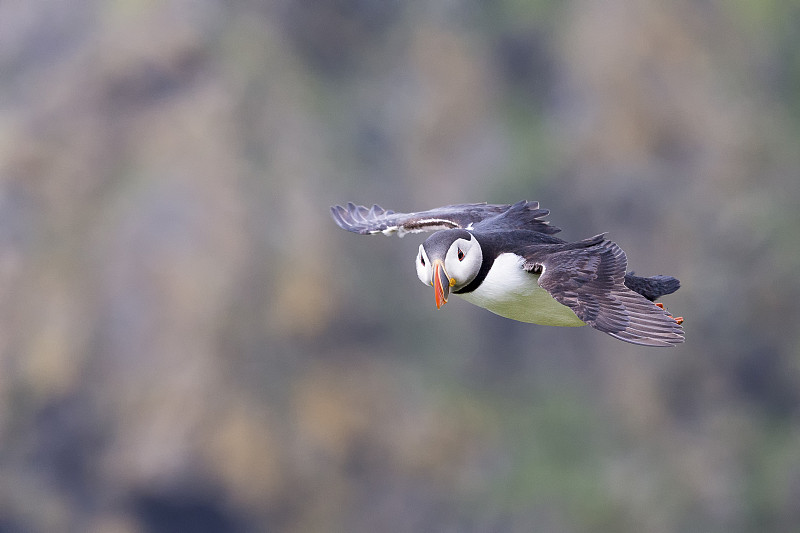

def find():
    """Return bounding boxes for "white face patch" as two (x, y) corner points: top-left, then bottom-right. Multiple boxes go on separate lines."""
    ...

(442, 233), (482, 290)
(415, 244), (432, 286)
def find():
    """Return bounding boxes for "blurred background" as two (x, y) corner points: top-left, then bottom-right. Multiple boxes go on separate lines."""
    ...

(1, 1), (800, 532)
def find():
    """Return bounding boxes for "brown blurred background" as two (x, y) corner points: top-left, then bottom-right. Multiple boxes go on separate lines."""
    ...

(1, 1), (799, 532)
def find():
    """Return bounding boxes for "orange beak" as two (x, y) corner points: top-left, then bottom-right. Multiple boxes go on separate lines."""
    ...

(433, 260), (450, 309)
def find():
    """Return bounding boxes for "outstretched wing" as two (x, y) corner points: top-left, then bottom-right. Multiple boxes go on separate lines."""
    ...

(523, 235), (684, 347)
(331, 200), (560, 237)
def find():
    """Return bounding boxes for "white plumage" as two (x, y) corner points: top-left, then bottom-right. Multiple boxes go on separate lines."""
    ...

(458, 252), (586, 327)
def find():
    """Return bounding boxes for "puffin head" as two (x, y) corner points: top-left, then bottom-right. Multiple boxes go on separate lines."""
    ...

(415, 229), (483, 309)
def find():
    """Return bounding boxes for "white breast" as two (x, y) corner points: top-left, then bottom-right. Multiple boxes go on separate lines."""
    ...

(458, 253), (586, 327)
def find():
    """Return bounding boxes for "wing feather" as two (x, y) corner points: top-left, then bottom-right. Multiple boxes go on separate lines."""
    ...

(523, 236), (684, 347)
(331, 200), (560, 237)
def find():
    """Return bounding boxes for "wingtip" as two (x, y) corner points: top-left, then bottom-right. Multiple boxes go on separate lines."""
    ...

(331, 203), (360, 233)
(331, 202), (385, 234)
(330, 204), (344, 219)
(607, 328), (685, 347)
(604, 293), (685, 347)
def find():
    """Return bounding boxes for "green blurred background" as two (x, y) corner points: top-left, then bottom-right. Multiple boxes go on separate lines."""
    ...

(2, 1), (800, 532)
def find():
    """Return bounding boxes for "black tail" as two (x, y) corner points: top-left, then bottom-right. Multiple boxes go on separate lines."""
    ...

(624, 273), (680, 301)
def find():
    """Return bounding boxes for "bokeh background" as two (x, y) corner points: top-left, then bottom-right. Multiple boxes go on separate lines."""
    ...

(2, 1), (800, 532)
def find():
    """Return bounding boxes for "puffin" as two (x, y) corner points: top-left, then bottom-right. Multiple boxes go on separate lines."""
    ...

(330, 201), (684, 347)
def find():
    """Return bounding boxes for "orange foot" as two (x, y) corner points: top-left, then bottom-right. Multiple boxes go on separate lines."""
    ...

(655, 302), (683, 325)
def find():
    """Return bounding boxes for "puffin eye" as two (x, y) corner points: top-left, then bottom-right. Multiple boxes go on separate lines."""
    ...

(420, 255), (425, 266)
(457, 248), (465, 261)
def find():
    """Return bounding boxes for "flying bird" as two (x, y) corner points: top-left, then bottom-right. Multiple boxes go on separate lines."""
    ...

(330, 201), (684, 347)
